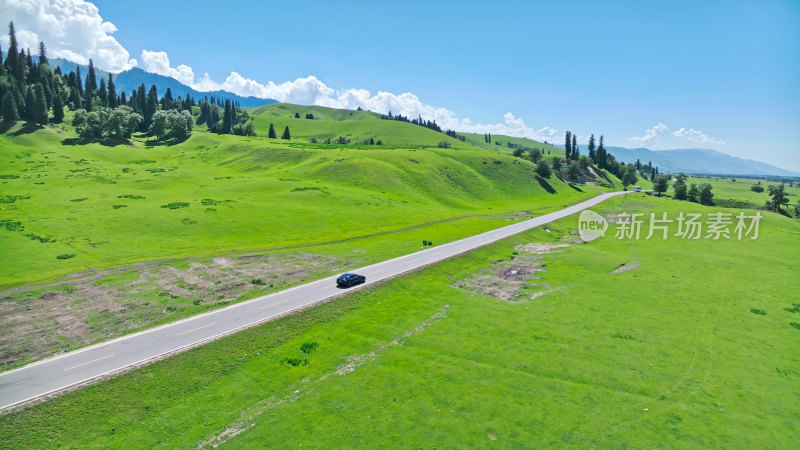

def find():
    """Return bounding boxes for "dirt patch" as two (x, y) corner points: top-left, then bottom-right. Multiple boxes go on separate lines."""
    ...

(451, 243), (569, 303)
(0, 251), (349, 371)
(612, 261), (640, 274)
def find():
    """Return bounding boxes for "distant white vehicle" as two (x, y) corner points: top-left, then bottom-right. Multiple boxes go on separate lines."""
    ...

(633, 186), (641, 192)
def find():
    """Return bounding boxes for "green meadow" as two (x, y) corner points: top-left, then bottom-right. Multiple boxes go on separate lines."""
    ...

(684, 175), (799, 209)
(2, 194), (798, 447)
(0, 109), (602, 290)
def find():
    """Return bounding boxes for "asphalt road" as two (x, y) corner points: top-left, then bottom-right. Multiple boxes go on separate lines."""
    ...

(0, 190), (628, 412)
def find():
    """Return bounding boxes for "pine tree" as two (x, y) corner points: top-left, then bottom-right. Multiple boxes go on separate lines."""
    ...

(38, 42), (48, 66)
(222, 99), (232, 134)
(98, 78), (108, 107)
(0, 43), (4, 76)
(52, 92), (64, 123)
(15, 48), (27, 85)
(564, 131), (572, 159)
(597, 135), (606, 169)
(281, 126), (291, 140)
(107, 74), (116, 108)
(33, 84), (48, 124)
(1, 93), (20, 121)
(85, 59), (98, 96)
(23, 87), (36, 121)
(145, 84), (158, 129)
(136, 84), (146, 115)
(75, 66), (84, 96)
(588, 134), (596, 161)
(7, 22), (19, 82)
(572, 134), (578, 159)
(268, 123), (276, 138)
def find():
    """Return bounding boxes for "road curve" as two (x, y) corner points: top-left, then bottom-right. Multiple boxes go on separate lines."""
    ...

(0, 190), (627, 413)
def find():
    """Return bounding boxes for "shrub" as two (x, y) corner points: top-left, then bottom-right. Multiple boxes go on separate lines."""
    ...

(750, 185), (764, 193)
(437, 141), (451, 148)
(611, 333), (635, 341)
(283, 357), (308, 367)
(300, 342), (319, 354)
(56, 253), (75, 260)
(750, 308), (766, 315)
(251, 279), (265, 286)
(161, 202), (190, 209)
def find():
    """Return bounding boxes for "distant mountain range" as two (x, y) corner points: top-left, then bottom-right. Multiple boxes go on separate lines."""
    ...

(49, 58), (277, 108)
(569, 145), (798, 177)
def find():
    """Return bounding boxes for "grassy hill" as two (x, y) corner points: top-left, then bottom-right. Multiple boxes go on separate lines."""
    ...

(0, 108), (611, 290)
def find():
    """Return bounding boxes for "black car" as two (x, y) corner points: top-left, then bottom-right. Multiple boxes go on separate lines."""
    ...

(337, 273), (366, 287)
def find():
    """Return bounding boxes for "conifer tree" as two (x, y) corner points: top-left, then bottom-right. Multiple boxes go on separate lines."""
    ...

(7, 22), (19, 82)
(145, 84), (158, 129)
(572, 134), (578, 159)
(268, 123), (276, 138)
(75, 66), (84, 96)
(588, 134), (596, 161)
(33, 84), (48, 124)
(38, 42), (48, 66)
(85, 59), (98, 95)
(136, 84), (146, 115)
(52, 92), (64, 123)
(23, 87), (36, 121)
(281, 126), (291, 140)
(107, 74), (116, 108)
(98, 78), (108, 107)
(15, 48), (27, 85)
(222, 99), (232, 133)
(564, 131), (572, 159)
(1, 93), (19, 121)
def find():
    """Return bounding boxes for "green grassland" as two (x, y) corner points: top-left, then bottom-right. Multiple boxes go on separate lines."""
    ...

(461, 131), (566, 155)
(2, 194), (798, 447)
(0, 108), (613, 290)
(684, 175), (800, 209)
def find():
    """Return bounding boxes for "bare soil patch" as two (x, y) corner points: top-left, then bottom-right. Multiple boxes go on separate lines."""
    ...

(0, 252), (347, 371)
(611, 261), (640, 274)
(451, 243), (569, 303)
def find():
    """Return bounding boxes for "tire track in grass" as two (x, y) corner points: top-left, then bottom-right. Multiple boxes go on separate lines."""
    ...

(196, 304), (450, 449)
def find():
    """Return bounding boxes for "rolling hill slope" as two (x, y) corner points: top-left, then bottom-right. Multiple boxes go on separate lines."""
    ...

(0, 108), (613, 288)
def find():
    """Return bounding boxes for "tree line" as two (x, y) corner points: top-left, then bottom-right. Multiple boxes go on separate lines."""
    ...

(380, 111), (442, 133)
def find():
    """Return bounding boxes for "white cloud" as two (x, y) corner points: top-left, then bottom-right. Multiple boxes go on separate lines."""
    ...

(672, 127), (725, 145)
(628, 122), (669, 146)
(140, 50), (194, 85)
(0, 0), (136, 72)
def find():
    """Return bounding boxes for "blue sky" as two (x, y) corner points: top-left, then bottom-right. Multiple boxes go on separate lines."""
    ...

(3, 0), (799, 171)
